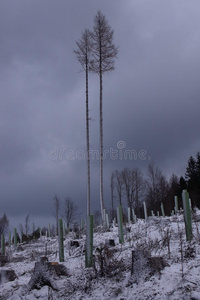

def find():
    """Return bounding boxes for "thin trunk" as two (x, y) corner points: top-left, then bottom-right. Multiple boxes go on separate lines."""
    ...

(86, 57), (91, 216)
(100, 68), (105, 219)
(111, 173), (114, 220)
(74, 29), (92, 218)
(91, 11), (118, 220)
(119, 192), (122, 206)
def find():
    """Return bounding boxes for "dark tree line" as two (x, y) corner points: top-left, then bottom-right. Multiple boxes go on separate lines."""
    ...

(167, 152), (200, 211)
(110, 152), (200, 219)
(111, 162), (171, 218)
(185, 152), (200, 207)
(111, 167), (145, 218)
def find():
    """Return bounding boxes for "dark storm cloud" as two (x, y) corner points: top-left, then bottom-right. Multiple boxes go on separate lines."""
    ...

(101, 0), (200, 175)
(0, 0), (200, 229)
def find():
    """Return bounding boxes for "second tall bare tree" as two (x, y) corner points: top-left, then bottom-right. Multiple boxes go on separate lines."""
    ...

(91, 11), (118, 219)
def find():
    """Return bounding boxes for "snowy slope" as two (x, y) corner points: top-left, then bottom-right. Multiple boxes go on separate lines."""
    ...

(1, 211), (200, 300)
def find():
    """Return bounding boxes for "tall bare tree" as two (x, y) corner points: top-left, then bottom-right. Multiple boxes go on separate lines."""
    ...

(146, 161), (169, 213)
(121, 168), (133, 210)
(74, 29), (92, 216)
(132, 168), (146, 216)
(63, 197), (77, 228)
(91, 10), (118, 219)
(93, 210), (102, 226)
(120, 167), (145, 218)
(113, 170), (124, 206)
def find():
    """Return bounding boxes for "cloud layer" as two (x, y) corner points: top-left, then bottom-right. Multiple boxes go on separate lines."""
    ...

(0, 0), (200, 228)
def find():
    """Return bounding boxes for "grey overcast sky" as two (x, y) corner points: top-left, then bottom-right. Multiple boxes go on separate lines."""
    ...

(0, 0), (200, 229)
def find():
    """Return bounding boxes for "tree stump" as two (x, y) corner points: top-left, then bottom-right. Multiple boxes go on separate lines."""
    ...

(28, 257), (68, 290)
(0, 255), (8, 267)
(131, 250), (168, 283)
(70, 240), (80, 247)
(105, 239), (115, 247)
(0, 269), (17, 284)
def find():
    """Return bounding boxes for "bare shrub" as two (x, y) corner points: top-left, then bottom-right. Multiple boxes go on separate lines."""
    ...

(94, 244), (124, 278)
(159, 227), (172, 258)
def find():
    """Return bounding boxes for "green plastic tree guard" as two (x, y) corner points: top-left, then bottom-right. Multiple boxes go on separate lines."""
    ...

(48, 223), (51, 237)
(80, 219), (84, 231)
(132, 209), (135, 224)
(117, 206), (124, 244)
(58, 219), (64, 262)
(161, 203), (165, 217)
(182, 189), (192, 241)
(132, 209), (137, 223)
(106, 213), (109, 229)
(14, 228), (17, 250)
(174, 196), (178, 214)
(143, 202), (148, 220)
(85, 215), (93, 268)
(189, 198), (192, 209)
(1, 234), (5, 255)
(134, 214), (137, 223)
(9, 231), (11, 247)
(128, 207), (131, 224)
(103, 209), (107, 228)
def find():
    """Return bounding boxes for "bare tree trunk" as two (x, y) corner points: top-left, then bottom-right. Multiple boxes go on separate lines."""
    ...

(64, 197), (77, 229)
(86, 57), (91, 216)
(74, 29), (92, 217)
(99, 69), (105, 219)
(114, 170), (123, 207)
(90, 10), (118, 220)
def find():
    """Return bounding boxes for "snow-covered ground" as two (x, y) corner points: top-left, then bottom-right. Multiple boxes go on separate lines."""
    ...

(1, 211), (200, 300)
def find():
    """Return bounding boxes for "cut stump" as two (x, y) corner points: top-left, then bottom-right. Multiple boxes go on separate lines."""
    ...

(0, 269), (17, 284)
(131, 250), (169, 283)
(28, 257), (68, 290)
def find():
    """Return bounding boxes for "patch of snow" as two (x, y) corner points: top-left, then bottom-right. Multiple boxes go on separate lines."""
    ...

(1, 210), (200, 299)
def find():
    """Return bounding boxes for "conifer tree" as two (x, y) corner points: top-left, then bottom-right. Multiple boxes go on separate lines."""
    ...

(91, 11), (118, 219)
(185, 152), (200, 207)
